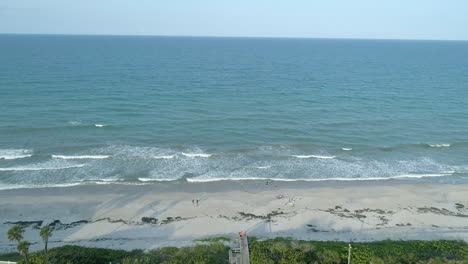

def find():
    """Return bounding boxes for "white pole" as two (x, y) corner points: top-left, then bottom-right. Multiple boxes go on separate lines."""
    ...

(348, 244), (352, 264)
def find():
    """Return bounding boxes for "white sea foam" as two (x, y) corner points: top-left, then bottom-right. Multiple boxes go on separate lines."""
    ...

(52, 155), (110, 160)
(256, 166), (271, 169)
(0, 164), (86, 171)
(429, 144), (451, 148)
(341, 148), (352, 151)
(292, 155), (336, 159)
(138, 177), (177, 182)
(391, 173), (452, 179)
(0, 149), (33, 160)
(0, 182), (84, 191)
(181, 152), (212, 158)
(0, 154), (33, 160)
(153, 155), (176, 160)
(94, 124), (107, 128)
(186, 177), (383, 183)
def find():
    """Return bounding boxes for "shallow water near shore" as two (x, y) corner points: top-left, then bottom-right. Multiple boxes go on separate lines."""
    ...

(1, 35), (468, 189)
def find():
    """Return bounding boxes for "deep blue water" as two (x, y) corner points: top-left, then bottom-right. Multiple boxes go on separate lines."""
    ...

(1, 35), (468, 188)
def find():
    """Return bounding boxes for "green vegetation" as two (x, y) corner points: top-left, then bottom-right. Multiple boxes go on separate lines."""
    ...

(249, 238), (468, 263)
(194, 236), (232, 243)
(1, 238), (467, 264)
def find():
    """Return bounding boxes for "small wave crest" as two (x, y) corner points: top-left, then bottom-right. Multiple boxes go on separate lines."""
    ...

(292, 155), (336, 159)
(181, 152), (212, 158)
(94, 124), (108, 128)
(153, 155), (176, 160)
(429, 144), (451, 148)
(0, 149), (33, 160)
(52, 155), (110, 160)
(341, 148), (352, 151)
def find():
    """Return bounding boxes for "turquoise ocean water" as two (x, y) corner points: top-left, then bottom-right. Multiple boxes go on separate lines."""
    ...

(1, 35), (468, 189)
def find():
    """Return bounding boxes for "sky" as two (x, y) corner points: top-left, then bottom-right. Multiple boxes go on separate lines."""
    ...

(1, 0), (468, 40)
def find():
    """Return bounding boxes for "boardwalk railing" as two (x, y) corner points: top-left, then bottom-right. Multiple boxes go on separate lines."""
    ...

(0, 261), (17, 264)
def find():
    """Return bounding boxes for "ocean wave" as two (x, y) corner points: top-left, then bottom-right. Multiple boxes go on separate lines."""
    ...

(256, 166), (271, 169)
(0, 164), (86, 171)
(0, 149), (33, 160)
(0, 154), (33, 160)
(181, 152), (212, 158)
(52, 155), (110, 160)
(292, 155), (336, 159)
(429, 144), (451, 148)
(341, 148), (352, 151)
(94, 124), (108, 128)
(153, 155), (176, 160)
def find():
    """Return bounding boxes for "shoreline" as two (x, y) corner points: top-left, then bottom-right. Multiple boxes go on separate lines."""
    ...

(1, 181), (467, 253)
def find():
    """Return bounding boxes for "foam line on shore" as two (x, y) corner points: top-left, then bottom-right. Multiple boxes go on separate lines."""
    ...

(186, 173), (454, 183)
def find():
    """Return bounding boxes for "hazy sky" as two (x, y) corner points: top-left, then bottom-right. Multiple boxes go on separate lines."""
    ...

(1, 0), (467, 40)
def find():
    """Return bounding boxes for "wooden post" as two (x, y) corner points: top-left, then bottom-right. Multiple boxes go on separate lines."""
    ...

(348, 244), (352, 264)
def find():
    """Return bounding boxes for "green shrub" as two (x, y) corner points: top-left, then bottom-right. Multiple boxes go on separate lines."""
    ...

(7, 239), (468, 264)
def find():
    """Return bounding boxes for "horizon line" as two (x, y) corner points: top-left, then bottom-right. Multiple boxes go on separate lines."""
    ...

(1, 32), (468, 42)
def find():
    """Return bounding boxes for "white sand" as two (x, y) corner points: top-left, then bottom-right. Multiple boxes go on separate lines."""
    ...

(0, 181), (467, 253)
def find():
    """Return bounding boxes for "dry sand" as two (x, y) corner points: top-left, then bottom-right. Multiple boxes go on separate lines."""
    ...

(1, 180), (467, 253)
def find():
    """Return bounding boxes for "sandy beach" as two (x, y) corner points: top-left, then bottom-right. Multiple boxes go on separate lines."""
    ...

(1, 180), (467, 253)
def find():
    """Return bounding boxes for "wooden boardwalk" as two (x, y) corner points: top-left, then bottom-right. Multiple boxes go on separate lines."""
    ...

(240, 234), (250, 264)
(229, 232), (250, 264)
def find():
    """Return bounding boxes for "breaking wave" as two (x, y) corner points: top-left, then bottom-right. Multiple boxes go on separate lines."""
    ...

(0, 164), (86, 171)
(153, 155), (176, 159)
(0, 149), (33, 160)
(52, 155), (110, 160)
(429, 144), (451, 148)
(181, 152), (212, 158)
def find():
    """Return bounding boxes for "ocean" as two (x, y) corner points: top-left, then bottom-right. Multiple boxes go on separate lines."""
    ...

(1, 34), (468, 189)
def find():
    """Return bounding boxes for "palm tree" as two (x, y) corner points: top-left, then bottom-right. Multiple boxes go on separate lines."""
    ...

(7, 225), (24, 242)
(40, 226), (53, 263)
(17, 240), (30, 264)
